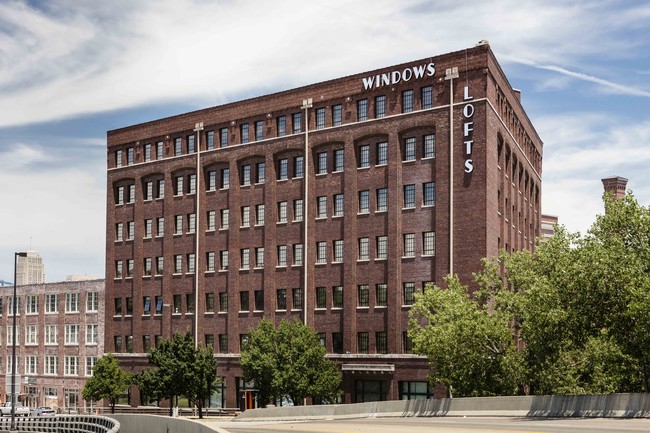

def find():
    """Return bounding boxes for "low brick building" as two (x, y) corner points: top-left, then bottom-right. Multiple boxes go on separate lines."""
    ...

(106, 42), (543, 408)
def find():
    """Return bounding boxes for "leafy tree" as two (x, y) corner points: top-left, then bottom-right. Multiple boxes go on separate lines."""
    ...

(184, 343), (220, 418)
(82, 354), (132, 413)
(241, 319), (342, 407)
(408, 276), (523, 397)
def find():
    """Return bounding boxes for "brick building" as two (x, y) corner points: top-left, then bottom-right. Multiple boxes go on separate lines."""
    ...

(0, 279), (104, 411)
(106, 42), (543, 409)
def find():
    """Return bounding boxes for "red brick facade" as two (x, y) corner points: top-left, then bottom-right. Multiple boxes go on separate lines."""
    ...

(106, 43), (542, 408)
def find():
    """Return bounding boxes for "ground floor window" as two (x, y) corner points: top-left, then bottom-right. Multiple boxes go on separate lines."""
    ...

(354, 380), (386, 403)
(399, 381), (432, 400)
(207, 378), (226, 408)
(64, 389), (79, 409)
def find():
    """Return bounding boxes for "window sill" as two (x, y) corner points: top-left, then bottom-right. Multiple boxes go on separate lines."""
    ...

(356, 306), (370, 310)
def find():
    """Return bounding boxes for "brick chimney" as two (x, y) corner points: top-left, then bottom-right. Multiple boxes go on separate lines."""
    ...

(601, 176), (628, 200)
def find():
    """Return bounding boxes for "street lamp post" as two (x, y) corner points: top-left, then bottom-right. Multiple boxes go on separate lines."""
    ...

(11, 252), (27, 431)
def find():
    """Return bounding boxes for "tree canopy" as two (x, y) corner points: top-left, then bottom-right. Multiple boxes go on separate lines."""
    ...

(409, 192), (650, 396)
(241, 319), (342, 406)
(82, 354), (132, 413)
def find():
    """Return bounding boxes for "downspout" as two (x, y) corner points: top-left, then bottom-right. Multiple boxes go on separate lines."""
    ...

(301, 98), (312, 326)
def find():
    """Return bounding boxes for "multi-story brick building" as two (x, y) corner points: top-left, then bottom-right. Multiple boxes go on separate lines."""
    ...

(1, 279), (104, 411)
(106, 42), (543, 409)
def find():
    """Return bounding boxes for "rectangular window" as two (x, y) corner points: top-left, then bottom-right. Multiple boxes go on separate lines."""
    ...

(116, 186), (124, 205)
(255, 120), (264, 141)
(144, 143), (152, 161)
(219, 334), (228, 353)
(278, 201), (288, 223)
(157, 179), (165, 198)
(402, 89), (414, 113)
(317, 196), (327, 218)
(115, 222), (123, 241)
(25, 325), (37, 345)
(207, 210), (216, 231)
(220, 127), (228, 147)
(357, 99), (368, 121)
(240, 123), (249, 144)
(334, 149), (344, 172)
(292, 112), (302, 133)
(239, 291), (249, 311)
(45, 355), (58, 375)
(45, 325), (58, 345)
(278, 158), (288, 180)
(376, 331), (388, 354)
(333, 332), (343, 353)
(127, 221), (135, 240)
(115, 150), (122, 167)
(87, 292), (99, 312)
(187, 253), (196, 273)
(404, 184), (416, 208)
(174, 138), (182, 155)
(173, 294), (182, 313)
(404, 233), (415, 257)
(240, 248), (250, 270)
(207, 131), (215, 150)
(26, 295), (38, 314)
(206, 251), (215, 272)
(358, 332), (369, 353)
(65, 293), (79, 312)
(221, 168), (230, 189)
(359, 190), (369, 213)
(277, 115), (286, 137)
(256, 204), (265, 226)
(423, 181), (436, 206)
(188, 135), (195, 153)
(242, 164), (251, 186)
(316, 287), (326, 309)
(155, 296), (163, 314)
(293, 199), (303, 221)
(333, 286), (343, 308)
(175, 175), (184, 196)
(292, 288), (303, 310)
(144, 257), (152, 276)
(423, 133), (435, 158)
(317, 152), (328, 174)
(186, 293), (195, 313)
(157, 217), (164, 237)
(255, 247), (264, 268)
(276, 289), (287, 310)
(359, 144), (370, 168)
(144, 219), (152, 238)
(175, 215), (183, 235)
(332, 104), (342, 126)
(333, 239), (343, 262)
(316, 241), (327, 264)
(358, 237), (369, 260)
(207, 170), (217, 190)
(220, 209), (229, 229)
(423, 231), (436, 256)
(65, 324), (79, 344)
(376, 187), (388, 212)
(421, 86), (433, 109)
(128, 184), (135, 203)
(377, 142), (388, 165)
(220, 251), (229, 271)
(127, 147), (134, 165)
(333, 193), (344, 217)
(25, 355), (37, 375)
(156, 256), (163, 274)
(376, 235), (388, 259)
(114, 298), (122, 315)
(219, 292), (228, 312)
(376, 284), (388, 307)
(404, 137), (416, 161)
(293, 243), (303, 266)
(358, 284), (369, 307)
(156, 141), (164, 160)
(277, 245), (287, 267)
(64, 355), (78, 376)
(403, 332), (414, 354)
(174, 254), (182, 273)
(316, 108), (326, 129)
(86, 324), (98, 344)
(256, 162), (265, 184)
(45, 294), (58, 313)
(241, 206), (250, 227)
(294, 156), (304, 178)
(187, 213), (196, 233)
(375, 95), (386, 118)
(144, 181), (153, 200)
(254, 290), (264, 311)
(403, 282), (416, 305)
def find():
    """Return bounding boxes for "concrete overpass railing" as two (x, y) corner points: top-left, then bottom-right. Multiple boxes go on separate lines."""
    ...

(0, 415), (120, 433)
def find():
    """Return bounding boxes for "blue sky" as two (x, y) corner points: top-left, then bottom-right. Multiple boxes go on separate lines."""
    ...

(1, 0), (649, 282)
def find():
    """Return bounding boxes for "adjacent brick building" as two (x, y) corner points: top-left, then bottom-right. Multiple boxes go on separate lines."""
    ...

(106, 42), (543, 409)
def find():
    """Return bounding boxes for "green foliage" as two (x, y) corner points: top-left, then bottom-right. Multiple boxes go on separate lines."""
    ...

(409, 192), (650, 396)
(241, 319), (342, 406)
(140, 332), (220, 418)
(82, 354), (131, 413)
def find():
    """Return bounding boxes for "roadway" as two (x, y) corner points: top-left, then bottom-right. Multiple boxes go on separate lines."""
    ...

(204, 417), (650, 433)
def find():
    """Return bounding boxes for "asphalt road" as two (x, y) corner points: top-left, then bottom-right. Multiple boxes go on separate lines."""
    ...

(206, 417), (650, 433)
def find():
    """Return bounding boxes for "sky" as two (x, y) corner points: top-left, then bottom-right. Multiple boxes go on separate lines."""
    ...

(1, 0), (649, 283)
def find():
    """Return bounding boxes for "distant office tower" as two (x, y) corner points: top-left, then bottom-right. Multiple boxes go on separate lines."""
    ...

(106, 42), (543, 408)
(15, 251), (45, 285)
(602, 175), (628, 200)
(540, 214), (559, 240)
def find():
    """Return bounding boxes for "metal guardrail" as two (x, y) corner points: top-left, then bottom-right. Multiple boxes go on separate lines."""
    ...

(0, 415), (120, 433)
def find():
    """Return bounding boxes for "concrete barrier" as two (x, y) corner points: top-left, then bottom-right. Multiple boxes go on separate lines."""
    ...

(235, 393), (650, 421)
(108, 414), (218, 433)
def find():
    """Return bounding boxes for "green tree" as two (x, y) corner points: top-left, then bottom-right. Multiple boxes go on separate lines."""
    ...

(82, 354), (132, 413)
(241, 319), (342, 406)
(408, 276), (523, 397)
(185, 343), (221, 418)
